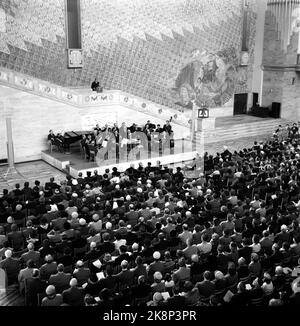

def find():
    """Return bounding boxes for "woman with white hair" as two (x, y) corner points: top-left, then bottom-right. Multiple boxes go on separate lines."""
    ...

(213, 270), (227, 292)
(41, 285), (63, 306)
(147, 291), (166, 306)
(151, 271), (165, 293)
(261, 272), (274, 296)
(88, 214), (102, 232)
(0, 249), (20, 285)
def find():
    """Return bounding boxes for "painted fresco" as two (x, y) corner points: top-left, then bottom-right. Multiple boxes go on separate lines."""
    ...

(168, 47), (239, 110)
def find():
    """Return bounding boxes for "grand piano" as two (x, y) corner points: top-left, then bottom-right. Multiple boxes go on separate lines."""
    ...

(61, 130), (94, 152)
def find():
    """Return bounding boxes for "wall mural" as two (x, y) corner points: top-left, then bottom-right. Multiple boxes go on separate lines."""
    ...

(168, 47), (238, 111)
(0, 0), (257, 112)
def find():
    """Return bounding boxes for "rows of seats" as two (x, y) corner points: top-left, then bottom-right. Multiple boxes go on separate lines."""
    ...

(1, 123), (300, 306)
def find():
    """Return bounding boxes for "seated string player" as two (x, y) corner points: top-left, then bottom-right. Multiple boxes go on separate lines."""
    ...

(48, 130), (63, 152)
(47, 130), (56, 145)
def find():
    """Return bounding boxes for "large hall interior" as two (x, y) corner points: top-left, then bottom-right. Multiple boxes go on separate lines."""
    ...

(0, 0), (300, 308)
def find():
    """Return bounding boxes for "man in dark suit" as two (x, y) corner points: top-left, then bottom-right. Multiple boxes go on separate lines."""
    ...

(42, 205), (59, 223)
(47, 130), (56, 144)
(145, 120), (156, 131)
(20, 243), (41, 268)
(21, 220), (38, 241)
(73, 260), (90, 287)
(83, 242), (100, 264)
(113, 260), (134, 291)
(0, 249), (20, 285)
(26, 269), (47, 306)
(155, 124), (163, 133)
(97, 233), (115, 256)
(238, 239), (253, 264)
(98, 266), (118, 294)
(163, 119), (173, 135)
(45, 177), (60, 191)
(62, 278), (85, 306)
(196, 271), (215, 298)
(131, 275), (151, 300)
(12, 204), (26, 227)
(7, 224), (24, 251)
(39, 254), (57, 281)
(229, 281), (250, 306)
(166, 286), (186, 306)
(49, 264), (72, 293)
(91, 78), (99, 91)
(125, 206), (139, 227)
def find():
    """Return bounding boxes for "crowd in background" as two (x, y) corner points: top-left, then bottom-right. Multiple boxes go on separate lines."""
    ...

(1, 123), (300, 306)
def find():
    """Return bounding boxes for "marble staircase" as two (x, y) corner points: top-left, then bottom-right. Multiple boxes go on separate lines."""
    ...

(194, 117), (289, 144)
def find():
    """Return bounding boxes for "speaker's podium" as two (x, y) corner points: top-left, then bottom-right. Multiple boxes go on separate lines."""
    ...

(196, 108), (215, 131)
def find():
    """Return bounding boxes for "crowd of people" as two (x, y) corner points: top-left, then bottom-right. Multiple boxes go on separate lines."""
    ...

(1, 122), (300, 306)
(81, 119), (174, 161)
(48, 119), (174, 162)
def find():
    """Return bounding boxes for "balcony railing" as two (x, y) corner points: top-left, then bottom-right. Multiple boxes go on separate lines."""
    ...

(0, 66), (191, 127)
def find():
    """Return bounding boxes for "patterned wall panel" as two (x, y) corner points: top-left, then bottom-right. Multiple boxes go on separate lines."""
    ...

(0, 0), (257, 110)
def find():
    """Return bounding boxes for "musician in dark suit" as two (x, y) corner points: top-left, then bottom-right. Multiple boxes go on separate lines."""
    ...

(163, 118), (173, 135)
(80, 135), (88, 160)
(94, 124), (101, 132)
(145, 120), (156, 131)
(129, 123), (137, 133)
(155, 124), (163, 133)
(48, 130), (63, 151)
(119, 122), (128, 140)
(47, 130), (56, 144)
(55, 133), (65, 151)
(112, 123), (119, 134)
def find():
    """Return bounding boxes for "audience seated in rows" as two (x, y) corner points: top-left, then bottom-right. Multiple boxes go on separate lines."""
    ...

(1, 126), (300, 306)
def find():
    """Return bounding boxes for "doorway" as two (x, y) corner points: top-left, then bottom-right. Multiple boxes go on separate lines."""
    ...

(252, 93), (259, 106)
(233, 93), (248, 115)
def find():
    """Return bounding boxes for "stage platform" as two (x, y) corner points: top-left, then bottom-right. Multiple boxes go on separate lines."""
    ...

(41, 139), (197, 178)
(41, 114), (287, 179)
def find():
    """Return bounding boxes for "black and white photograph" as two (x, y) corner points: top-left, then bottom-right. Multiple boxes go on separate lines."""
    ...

(0, 0), (300, 318)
